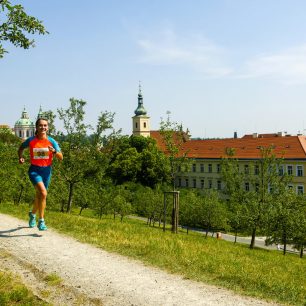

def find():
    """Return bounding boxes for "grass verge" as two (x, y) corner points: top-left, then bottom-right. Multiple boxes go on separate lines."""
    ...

(0, 270), (49, 306)
(0, 202), (305, 305)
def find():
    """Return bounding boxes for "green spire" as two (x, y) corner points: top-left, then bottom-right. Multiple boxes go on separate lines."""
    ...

(134, 82), (147, 116)
(37, 105), (44, 119)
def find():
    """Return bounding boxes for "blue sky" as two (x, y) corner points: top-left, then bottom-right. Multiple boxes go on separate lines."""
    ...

(2, 0), (306, 138)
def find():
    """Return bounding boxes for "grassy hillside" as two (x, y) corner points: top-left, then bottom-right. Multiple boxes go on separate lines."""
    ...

(0, 202), (305, 305)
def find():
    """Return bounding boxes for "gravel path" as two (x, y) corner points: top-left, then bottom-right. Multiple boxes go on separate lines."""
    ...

(0, 213), (278, 306)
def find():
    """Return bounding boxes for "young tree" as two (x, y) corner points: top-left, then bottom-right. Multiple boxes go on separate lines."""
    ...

(222, 146), (288, 249)
(0, 0), (48, 58)
(57, 98), (115, 213)
(159, 114), (190, 233)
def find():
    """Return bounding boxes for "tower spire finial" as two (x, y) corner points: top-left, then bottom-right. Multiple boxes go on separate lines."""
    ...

(139, 80), (142, 95)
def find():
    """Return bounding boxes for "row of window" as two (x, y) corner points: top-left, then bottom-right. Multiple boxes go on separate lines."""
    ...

(180, 163), (304, 177)
(177, 177), (304, 194)
(177, 178), (222, 190)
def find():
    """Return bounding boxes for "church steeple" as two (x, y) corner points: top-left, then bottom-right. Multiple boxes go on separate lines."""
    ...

(134, 82), (147, 116)
(132, 82), (150, 137)
(37, 105), (44, 119)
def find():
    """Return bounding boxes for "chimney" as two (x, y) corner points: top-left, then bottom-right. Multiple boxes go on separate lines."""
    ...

(234, 131), (238, 139)
(252, 133), (258, 138)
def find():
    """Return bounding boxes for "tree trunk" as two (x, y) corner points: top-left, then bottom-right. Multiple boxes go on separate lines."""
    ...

(60, 200), (65, 212)
(250, 227), (256, 249)
(300, 246), (304, 258)
(66, 182), (74, 213)
(282, 232), (287, 255)
(235, 230), (238, 243)
(17, 185), (24, 205)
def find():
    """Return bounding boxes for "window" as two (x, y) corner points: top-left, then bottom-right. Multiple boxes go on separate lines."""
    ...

(208, 164), (212, 173)
(288, 185), (293, 190)
(135, 122), (138, 128)
(19, 131), (22, 137)
(287, 165), (293, 175)
(185, 178), (189, 188)
(178, 178), (181, 187)
(217, 164), (221, 173)
(193, 179), (197, 188)
(192, 164), (196, 172)
(254, 165), (259, 175)
(208, 180), (212, 189)
(278, 166), (284, 176)
(297, 185), (304, 194)
(200, 179), (204, 189)
(143, 122), (146, 128)
(255, 183), (259, 192)
(200, 164), (204, 173)
(297, 165), (303, 177)
(217, 180), (222, 190)
(245, 182), (250, 191)
(244, 165), (249, 174)
(26, 130), (29, 137)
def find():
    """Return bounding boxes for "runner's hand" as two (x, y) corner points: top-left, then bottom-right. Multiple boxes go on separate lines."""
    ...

(19, 157), (25, 164)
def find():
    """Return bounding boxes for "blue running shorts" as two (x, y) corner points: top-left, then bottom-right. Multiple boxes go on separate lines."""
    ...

(28, 165), (52, 189)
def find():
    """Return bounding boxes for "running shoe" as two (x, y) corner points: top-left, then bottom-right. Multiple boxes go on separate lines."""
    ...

(28, 212), (36, 228)
(37, 220), (47, 231)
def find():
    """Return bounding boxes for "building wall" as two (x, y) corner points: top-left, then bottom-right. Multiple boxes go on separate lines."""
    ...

(176, 158), (306, 194)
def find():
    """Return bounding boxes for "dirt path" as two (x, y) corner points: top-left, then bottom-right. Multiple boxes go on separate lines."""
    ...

(0, 213), (278, 306)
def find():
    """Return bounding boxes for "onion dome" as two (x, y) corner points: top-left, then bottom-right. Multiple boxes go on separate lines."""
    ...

(134, 83), (147, 116)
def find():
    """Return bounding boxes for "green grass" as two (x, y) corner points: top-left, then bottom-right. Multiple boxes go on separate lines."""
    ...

(44, 273), (62, 286)
(0, 270), (49, 306)
(1, 202), (305, 305)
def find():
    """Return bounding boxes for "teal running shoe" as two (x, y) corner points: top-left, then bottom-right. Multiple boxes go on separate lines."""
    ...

(37, 220), (47, 231)
(28, 212), (36, 228)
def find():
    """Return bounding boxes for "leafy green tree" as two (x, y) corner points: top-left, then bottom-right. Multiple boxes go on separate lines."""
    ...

(159, 114), (190, 233)
(266, 187), (298, 255)
(292, 197), (306, 258)
(57, 98), (114, 213)
(199, 190), (228, 237)
(179, 189), (201, 233)
(221, 155), (247, 242)
(107, 135), (170, 187)
(0, 0), (48, 58)
(112, 185), (133, 222)
(222, 146), (289, 249)
(159, 115), (189, 191)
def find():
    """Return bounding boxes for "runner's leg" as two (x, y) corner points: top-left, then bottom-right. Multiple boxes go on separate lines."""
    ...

(34, 182), (47, 219)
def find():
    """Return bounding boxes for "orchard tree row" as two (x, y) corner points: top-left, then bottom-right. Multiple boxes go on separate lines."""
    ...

(0, 98), (305, 257)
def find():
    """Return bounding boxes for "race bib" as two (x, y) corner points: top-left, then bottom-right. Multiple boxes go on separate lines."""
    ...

(33, 148), (49, 159)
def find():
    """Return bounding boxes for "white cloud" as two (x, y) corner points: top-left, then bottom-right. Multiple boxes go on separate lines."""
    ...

(136, 29), (232, 78)
(240, 44), (306, 85)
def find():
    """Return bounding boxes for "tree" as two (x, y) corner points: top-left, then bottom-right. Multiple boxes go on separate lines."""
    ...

(222, 146), (289, 249)
(159, 114), (190, 233)
(107, 135), (170, 187)
(0, 0), (48, 58)
(266, 187), (298, 255)
(199, 190), (228, 238)
(159, 115), (189, 191)
(57, 98), (114, 213)
(179, 189), (201, 233)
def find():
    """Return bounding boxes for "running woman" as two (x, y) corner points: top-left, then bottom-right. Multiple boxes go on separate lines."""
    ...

(18, 118), (63, 230)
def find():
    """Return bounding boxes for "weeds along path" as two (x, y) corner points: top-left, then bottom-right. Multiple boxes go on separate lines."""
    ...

(0, 213), (277, 306)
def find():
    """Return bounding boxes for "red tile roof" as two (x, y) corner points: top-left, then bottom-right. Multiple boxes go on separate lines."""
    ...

(150, 131), (306, 159)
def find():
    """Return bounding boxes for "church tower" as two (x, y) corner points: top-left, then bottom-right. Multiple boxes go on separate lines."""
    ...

(132, 83), (150, 137)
